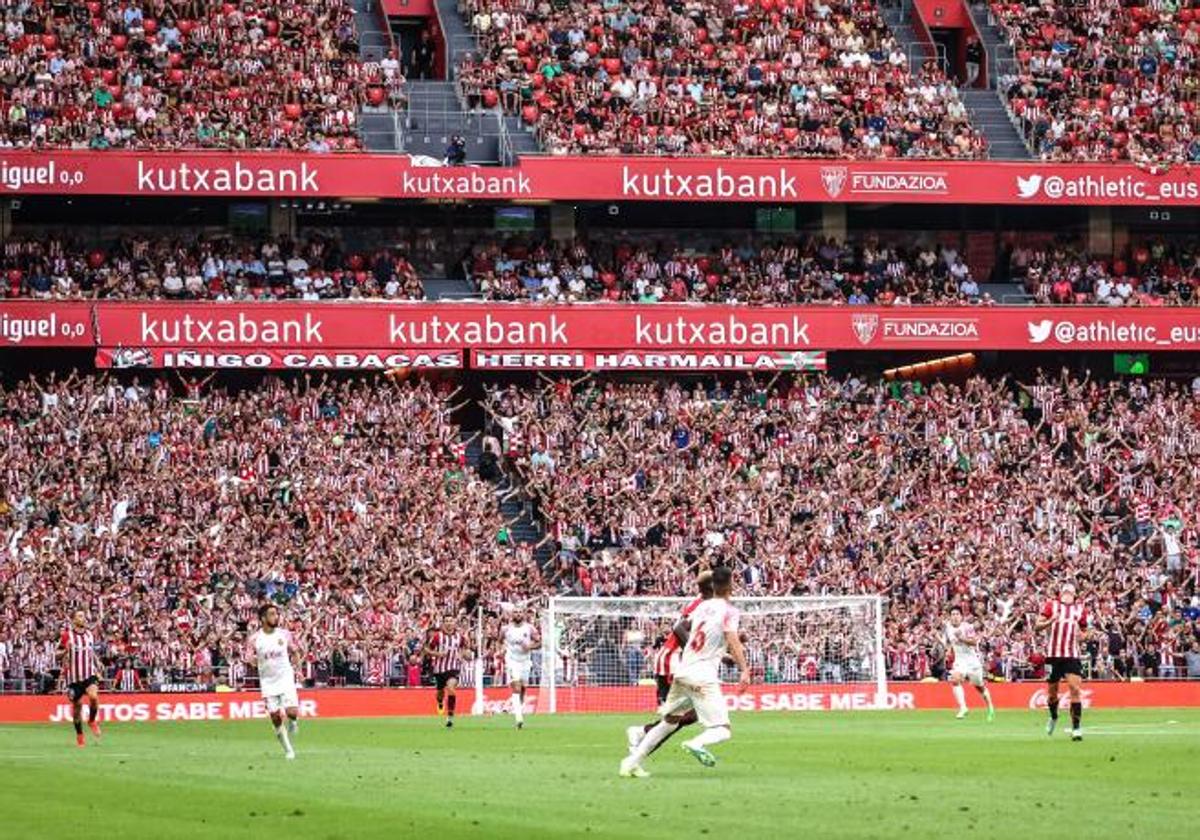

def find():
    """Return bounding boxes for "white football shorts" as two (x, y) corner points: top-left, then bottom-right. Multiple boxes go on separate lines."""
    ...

(262, 685), (299, 713)
(506, 657), (531, 684)
(950, 659), (985, 687)
(658, 677), (730, 728)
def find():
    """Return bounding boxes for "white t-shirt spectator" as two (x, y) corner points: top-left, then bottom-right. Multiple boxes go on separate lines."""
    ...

(612, 78), (636, 101)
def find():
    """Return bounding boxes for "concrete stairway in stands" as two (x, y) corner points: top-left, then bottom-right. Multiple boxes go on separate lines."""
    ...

(353, 0), (399, 151)
(880, 2), (935, 65)
(400, 80), (502, 161)
(436, 0), (477, 71)
(881, 1), (1029, 159)
(393, 0), (541, 161)
(963, 2), (1031, 159)
(462, 432), (553, 571)
(967, 1), (1018, 87)
(960, 89), (1030, 159)
(423, 278), (475, 299)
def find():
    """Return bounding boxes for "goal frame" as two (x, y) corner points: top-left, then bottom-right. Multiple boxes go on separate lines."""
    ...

(542, 595), (888, 713)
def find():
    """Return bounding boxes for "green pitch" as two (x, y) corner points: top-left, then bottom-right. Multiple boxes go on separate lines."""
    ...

(1, 710), (1196, 839)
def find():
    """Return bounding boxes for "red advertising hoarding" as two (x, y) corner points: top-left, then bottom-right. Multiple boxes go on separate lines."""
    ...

(470, 349), (827, 371)
(0, 681), (1195, 724)
(0, 301), (94, 347)
(5, 301), (1200, 361)
(95, 346), (463, 370)
(0, 150), (1197, 205)
(89, 302), (1200, 353)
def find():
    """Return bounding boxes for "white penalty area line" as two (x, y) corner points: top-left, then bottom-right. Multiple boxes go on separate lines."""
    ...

(0, 752), (135, 759)
(1083, 729), (1195, 737)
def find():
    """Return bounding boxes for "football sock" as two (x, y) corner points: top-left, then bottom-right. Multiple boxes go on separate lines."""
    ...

(447, 694), (457, 718)
(647, 722), (686, 756)
(979, 686), (994, 711)
(1070, 702), (1082, 729)
(684, 726), (730, 750)
(274, 723), (293, 755)
(511, 693), (524, 724)
(87, 700), (98, 722)
(630, 720), (674, 763)
(73, 718), (83, 736)
(952, 683), (967, 712)
(1048, 698), (1059, 720)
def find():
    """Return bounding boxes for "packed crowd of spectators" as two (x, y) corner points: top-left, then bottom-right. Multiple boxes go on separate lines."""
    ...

(0, 233), (424, 299)
(993, 0), (1200, 163)
(0, 0), (379, 150)
(0, 372), (540, 692)
(488, 370), (1200, 682)
(467, 236), (987, 304)
(2, 368), (1199, 691)
(1010, 237), (1200, 305)
(3, 229), (1199, 306)
(458, 0), (986, 157)
(467, 234), (1200, 306)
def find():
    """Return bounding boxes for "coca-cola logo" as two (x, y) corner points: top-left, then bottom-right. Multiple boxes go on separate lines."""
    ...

(1028, 688), (1093, 709)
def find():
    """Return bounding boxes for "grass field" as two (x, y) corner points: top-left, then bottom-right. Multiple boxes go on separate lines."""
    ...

(1, 709), (1197, 839)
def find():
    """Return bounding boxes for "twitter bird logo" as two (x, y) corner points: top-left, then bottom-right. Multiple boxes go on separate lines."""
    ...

(1016, 175), (1043, 199)
(1027, 320), (1053, 344)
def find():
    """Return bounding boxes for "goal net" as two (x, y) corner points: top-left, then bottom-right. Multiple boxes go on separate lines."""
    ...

(539, 596), (886, 714)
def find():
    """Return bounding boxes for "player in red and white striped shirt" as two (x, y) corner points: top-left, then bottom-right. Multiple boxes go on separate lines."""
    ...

(423, 617), (471, 728)
(58, 610), (104, 748)
(627, 571), (713, 756)
(1034, 582), (1090, 741)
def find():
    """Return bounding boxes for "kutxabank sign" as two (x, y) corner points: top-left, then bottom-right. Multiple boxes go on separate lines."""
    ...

(0, 151), (1197, 205)
(3, 302), (1200, 359)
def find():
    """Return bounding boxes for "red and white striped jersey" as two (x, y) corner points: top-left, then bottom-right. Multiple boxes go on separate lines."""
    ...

(652, 596), (705, 677)
(115, 667), (140, 692)
(428, 630), (466, 674)
(1042, 599), (1089, 659)
(59, 628), (98, 684)
(366, 655), (389, 686)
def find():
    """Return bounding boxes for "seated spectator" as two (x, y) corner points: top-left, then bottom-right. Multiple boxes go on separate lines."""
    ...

(993, 1), (1199, 163)
(0, 0), (388, 150)
(459, 0), (985, 158)
(0, 233), (425, 300)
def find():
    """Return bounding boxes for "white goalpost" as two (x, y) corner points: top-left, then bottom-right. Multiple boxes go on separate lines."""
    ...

(541, 596), (888, 714)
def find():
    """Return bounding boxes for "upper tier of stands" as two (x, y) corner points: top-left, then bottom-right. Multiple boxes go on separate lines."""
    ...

(457, 0), (987, 158)
(0, 0), (374, 150)
(992, 0), (1199, 163)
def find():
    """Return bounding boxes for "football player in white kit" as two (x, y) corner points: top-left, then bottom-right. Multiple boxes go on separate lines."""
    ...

(945, 605), (994, 721)
(250, 603), (301, 759)
(620, 567), (750, 778)
(503, 607), (539, 729)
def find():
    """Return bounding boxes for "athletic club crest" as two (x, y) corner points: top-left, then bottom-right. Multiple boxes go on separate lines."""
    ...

(820, 166), (848, 198)
(851, 313), (879, 345)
